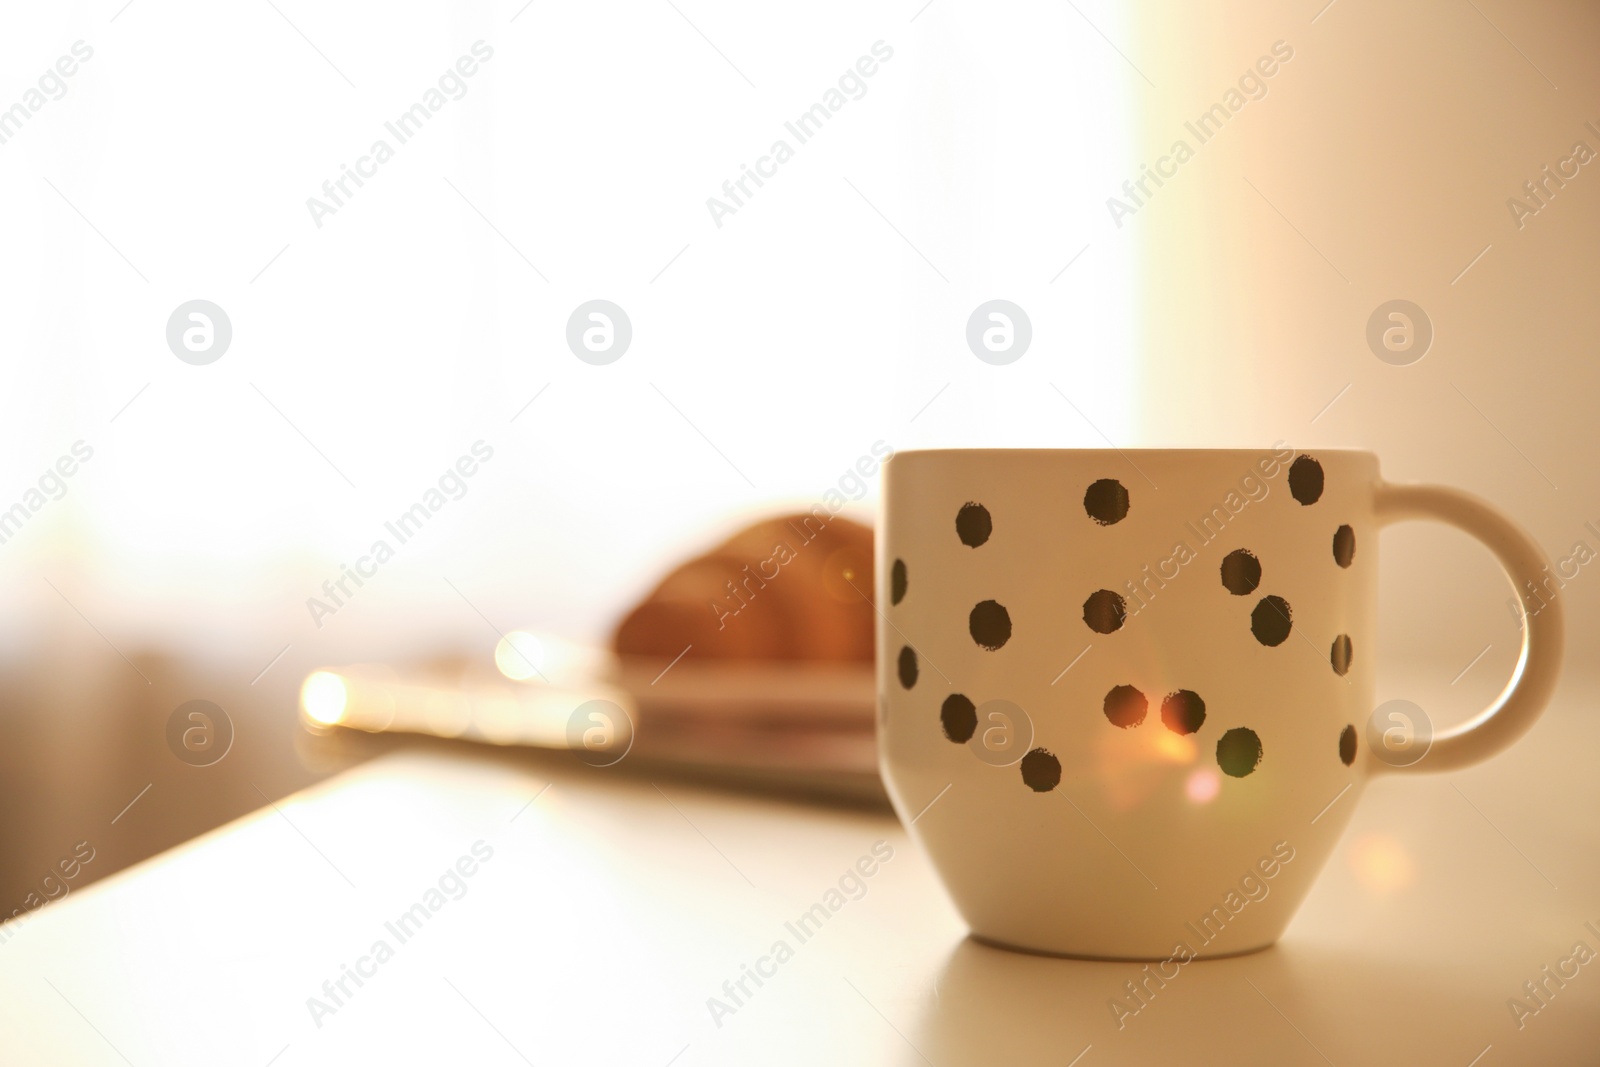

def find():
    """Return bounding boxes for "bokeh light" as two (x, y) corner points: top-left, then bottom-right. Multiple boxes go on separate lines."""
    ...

(1185, 767), (1221, 804)
(494, 631), (545, 681)
(300, 671), (348, 726)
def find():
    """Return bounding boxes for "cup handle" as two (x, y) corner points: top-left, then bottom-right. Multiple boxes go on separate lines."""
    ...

(1371, 482), (1565, 773)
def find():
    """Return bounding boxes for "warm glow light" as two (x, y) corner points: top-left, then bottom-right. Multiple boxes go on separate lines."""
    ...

(1153, 731), (1198, 764)
(301, 672), (349, 726)
(1094, 714), (1200, 810)
(1349, 835), (1417, 895)
(1185, 768), (1220, 804)
(494, 631), (544, 681)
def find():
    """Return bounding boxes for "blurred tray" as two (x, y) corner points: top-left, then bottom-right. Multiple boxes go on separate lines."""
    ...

(298, 654), (881, 796)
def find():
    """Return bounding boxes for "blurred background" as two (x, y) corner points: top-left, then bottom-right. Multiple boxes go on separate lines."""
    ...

(0, 0), (1594, 911)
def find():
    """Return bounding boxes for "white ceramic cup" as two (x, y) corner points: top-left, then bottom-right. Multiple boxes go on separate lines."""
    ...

(877, 447), (1563, 959)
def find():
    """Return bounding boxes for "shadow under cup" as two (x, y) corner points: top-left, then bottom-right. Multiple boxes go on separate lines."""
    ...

(877, 447), (1379, 960)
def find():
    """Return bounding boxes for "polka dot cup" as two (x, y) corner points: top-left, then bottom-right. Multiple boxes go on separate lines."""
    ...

(879, 447), (1563, 959)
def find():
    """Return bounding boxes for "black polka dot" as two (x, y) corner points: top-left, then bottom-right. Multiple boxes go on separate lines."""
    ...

(1160, 690), (1206, 735)
(891, 559), (908, 605)
(1083, 590), (1126, 634)
(1288, 455), (1324, 505)
(956, 502), (992, 547)
(1251, 596), (1293, 646)
(1217, 728), (1262, 777)
(1019, 748), (1061, 792)
(897, 646), (918, 689)
(1083, 479), (1130, 525)
(1103, 685), (1148, 729)
(969, 600), (1012, 650)
(1339, 724), (1357, 766)
(1333, 525), (1356, 568)
(941, 694), (977, 743)
(1220, 549), (1262, 596)
(1331, 634), (1353, 676)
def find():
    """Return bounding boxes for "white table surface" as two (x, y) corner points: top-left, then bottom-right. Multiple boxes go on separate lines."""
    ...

(1, 675), (1597, 1066)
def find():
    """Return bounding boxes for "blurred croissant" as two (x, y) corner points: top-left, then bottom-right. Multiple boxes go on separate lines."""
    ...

(612, 513), (876, 662)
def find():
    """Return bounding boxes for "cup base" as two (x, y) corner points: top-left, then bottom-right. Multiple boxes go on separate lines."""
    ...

(968, 931), (1279, 963)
